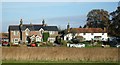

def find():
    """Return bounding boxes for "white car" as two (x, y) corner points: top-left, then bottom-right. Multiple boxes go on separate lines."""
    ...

(67, 43), (85, 48)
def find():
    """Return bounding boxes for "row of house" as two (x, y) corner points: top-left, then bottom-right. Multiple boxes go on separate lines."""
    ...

(63, 23), (108, 41)
(64, 28), (108, 41)
(8, 19), (58, 44)
(2, 19), (108, 44)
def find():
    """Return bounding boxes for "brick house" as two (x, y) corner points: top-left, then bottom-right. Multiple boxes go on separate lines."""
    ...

(8, 19), (58, 44)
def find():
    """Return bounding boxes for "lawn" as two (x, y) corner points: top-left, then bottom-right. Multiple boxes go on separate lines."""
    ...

(2, 63), (119, 65)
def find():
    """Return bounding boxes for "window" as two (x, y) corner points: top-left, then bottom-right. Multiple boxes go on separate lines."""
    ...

(84, 38), (86, 40)
(49, 31), (52, 34)
(66, 37), (69, 40)
(14, 31), (19, 36)
(91, 33), (93, 35)
(102, 38), (104, 41)
(102, 33), (104, 35)
(36, 36), (41, 42)
(49, 31), (54, 35)
(83, 33), (86, 35)
(94, 36), (101, 41)
(14, 38), (19, 44)
(48, 38), (55, 43)
(91, 38), (93, 40)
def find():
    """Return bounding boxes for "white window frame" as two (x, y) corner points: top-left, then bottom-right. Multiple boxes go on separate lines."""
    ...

(39, 28), (44, 34)
(48, 38), (55, 42)
(14, 38), (19, 44)
(13, 31), (19, 36)
(36, 36), (41, 42)
(102, 33), (104, 35)
(25, 28), (30, 36)
(49, 31), (52, 35)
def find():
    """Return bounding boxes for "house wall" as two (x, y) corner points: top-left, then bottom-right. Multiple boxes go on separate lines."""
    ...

(49, 31), (58, 35)
(64, 33), (73, 40)
(78, 33), (108, 41)
(10, 30), (58, 44)
(48, 37), (56, 43)
(22, 31), (26, 43)
(21, 31), (58, 43)
(64, 33), (108, 41)
(10, 31), (20, 44)
(22, 31), (40, 43)
(30, 31), (39, 35)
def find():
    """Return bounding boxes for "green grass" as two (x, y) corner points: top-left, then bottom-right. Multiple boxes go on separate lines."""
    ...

(2, 60), (119, 65)
(2, 60), (118, 63)
(2, 63), (119, 65)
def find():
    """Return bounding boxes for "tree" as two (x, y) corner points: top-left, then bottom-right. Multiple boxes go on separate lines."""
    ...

(83, 25), (87, 28)
(79, 26), (82, 28)
(85, 9), (110, 29)
(108, 5), (120, 36)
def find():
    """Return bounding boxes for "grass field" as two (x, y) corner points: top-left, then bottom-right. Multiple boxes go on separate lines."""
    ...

(2, 47), (119, 63)
(2, 63), (119, 65)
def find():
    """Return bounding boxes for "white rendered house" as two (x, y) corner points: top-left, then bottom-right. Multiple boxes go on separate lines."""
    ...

(64, 28), (108, 41)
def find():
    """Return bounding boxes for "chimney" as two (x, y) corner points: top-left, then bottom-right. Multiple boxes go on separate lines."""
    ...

(42, 19), (45, 26)
(19, 19), (23, 41)
(20, 19), (23, 27)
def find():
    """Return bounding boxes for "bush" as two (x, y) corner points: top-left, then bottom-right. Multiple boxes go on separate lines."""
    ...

(43, 32), (49, 42)
(61, 40), (67, 46)
(71, 38), (80, 44)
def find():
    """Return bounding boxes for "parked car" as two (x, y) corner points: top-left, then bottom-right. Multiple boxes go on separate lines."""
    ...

(67, 43), (85, 48)
(31, 43), (36, 47)
(2, 41), (10, 46)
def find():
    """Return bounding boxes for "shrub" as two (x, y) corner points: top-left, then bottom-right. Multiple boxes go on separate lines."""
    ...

(43, 32), (49, 42)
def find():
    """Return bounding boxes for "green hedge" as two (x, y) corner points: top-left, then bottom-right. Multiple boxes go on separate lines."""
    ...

(43, 32), (49, 42)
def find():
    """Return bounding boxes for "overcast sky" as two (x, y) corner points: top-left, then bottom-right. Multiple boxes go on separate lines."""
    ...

(1, 2), (118, 32)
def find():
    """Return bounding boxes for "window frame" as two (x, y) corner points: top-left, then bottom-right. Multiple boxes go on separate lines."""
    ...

(14, 38), (19, 44)
(13, 31), (19, 36)
(83, 33), (86, 35)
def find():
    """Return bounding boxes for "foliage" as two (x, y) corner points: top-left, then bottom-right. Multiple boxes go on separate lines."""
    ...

(79, 26), (82, 28)
(61, 40), (67, 46)
(70, 36), (83, 44)
(54, 36), (61, 44)
(43, 32), (49, 42)
(46, 42), (53, 46)
(108, 6), (120, 36)
(85, 9), (110, 29)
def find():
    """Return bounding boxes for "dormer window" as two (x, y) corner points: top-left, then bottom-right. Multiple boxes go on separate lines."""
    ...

(25, 28), (30, 36)
(39, 28), (44, 34)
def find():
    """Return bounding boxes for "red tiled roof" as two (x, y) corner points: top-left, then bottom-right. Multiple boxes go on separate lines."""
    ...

(70, 28), (106, 33)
